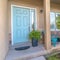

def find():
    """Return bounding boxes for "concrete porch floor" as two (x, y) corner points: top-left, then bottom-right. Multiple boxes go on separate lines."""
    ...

(5, 42), (46, 60)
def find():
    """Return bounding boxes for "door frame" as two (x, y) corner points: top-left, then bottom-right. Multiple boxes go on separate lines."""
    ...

(11, 4), (37, 45)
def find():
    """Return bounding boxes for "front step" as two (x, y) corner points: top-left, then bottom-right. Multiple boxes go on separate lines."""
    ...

(30, 56), (46, 60)
(15, 56), (46, 60)
(6, 44), (46, 60)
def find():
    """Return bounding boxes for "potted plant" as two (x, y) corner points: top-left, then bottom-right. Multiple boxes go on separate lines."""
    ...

(29, 30), (41, 47)
(51, 33), (57, 47)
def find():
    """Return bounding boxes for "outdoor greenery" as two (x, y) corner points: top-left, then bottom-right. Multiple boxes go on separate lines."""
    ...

(47, 56), (58, 60)
(47, 54), (60, 60)
(56, 15), (60, 29)
(29, 30), (41, 40)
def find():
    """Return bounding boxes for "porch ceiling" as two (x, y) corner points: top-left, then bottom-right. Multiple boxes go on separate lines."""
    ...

(51, 0), (60, 4)
(9, 0), (60, 4)
(9, 0), (43, 2)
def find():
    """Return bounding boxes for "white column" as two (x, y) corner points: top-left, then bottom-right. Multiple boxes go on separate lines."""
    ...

(0, 0), (9, 60)
(44, 0), (51, 49)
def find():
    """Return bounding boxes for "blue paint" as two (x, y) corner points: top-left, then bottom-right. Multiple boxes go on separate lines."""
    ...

(13, 7), (31, 44)
(51, 35), (57, 47)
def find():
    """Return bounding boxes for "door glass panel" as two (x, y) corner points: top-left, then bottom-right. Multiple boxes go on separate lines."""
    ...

(30, 9), (35, 31)
(56, 13), (60, 30)
(50, 12), (56, 31)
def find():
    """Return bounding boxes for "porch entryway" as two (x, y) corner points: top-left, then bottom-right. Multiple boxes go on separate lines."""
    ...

(11, 5), (36, 45)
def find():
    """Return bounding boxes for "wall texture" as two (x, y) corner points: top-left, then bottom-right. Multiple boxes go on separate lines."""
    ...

(0, 0), (9, 60)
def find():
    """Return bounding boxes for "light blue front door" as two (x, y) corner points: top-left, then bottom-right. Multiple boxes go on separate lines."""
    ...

(12, 6), (31, 44)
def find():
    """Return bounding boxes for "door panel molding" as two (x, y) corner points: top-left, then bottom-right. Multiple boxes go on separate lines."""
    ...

(11, 5), (37, 45)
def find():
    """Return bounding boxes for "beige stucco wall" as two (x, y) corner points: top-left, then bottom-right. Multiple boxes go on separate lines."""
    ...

(0, 0), (9, 60)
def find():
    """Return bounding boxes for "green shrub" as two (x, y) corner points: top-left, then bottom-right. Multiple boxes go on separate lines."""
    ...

(56, 16), (60, 29)
(48, 56), (57, 60)
(29, 30), (41, 40)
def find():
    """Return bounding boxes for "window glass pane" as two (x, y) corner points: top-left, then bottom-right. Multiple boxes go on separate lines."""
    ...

(50, 12), (55, 30)
(56, 13), (60, 30)
(30, 9), (35, 31)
